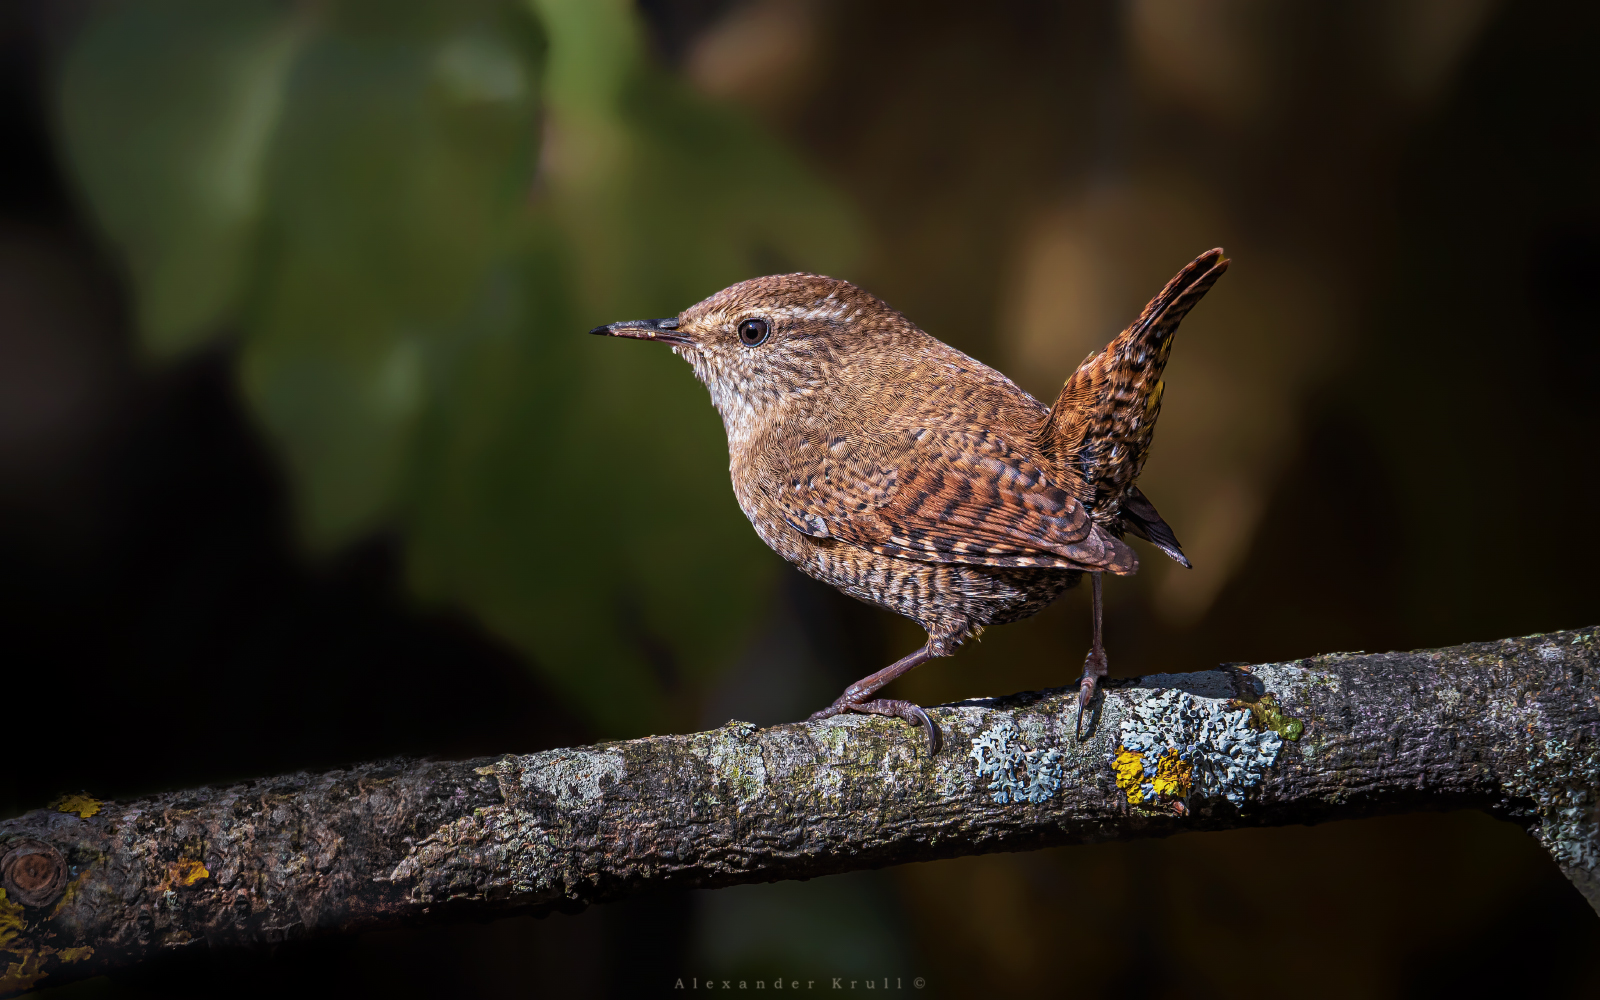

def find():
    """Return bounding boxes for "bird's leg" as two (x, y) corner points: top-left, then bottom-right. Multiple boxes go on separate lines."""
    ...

(1076, 572), (1108, 739)
(809, 641), (944, 755)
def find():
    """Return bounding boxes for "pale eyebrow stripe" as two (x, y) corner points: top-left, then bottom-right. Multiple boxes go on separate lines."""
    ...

(771, 303), (857, 323)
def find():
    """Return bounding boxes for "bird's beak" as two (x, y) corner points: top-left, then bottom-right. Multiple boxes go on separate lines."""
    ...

(588, 317), (689, 345)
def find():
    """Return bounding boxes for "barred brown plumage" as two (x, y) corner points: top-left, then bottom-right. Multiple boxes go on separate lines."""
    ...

(591, 248), (1229, 753)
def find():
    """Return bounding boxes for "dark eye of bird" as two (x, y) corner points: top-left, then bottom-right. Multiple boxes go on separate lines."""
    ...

(737, 318), (770, 347)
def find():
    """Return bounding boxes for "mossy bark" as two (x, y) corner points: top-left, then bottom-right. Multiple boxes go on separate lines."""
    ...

(3, 627), (1598, 994)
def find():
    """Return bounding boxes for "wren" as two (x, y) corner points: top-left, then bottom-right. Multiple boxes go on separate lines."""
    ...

(592, 249), (1228, 752)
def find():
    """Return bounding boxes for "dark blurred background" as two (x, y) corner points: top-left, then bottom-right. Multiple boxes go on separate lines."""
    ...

(3, 0), (1597, 996)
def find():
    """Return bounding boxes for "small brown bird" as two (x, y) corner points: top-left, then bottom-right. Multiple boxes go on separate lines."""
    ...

(592, 249), (1228, 752)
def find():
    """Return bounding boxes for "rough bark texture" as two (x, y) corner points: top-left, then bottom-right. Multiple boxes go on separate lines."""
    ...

(4, 627), (1598, 994)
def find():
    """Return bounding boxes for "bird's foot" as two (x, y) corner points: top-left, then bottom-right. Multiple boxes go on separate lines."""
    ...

(1076, 645), (1109, 740)
(808, 697), (943, 755)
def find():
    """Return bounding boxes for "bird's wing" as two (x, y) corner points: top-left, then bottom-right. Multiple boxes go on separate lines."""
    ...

(771, 425), (1138, 574)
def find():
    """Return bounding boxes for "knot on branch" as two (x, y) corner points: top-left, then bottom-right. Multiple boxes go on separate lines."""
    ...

(0, 841), (66, 908)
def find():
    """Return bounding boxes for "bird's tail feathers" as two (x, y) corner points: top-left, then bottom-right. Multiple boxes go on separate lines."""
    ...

(1033, 248), (1229, 514)
(1119, 485), (1191, 568)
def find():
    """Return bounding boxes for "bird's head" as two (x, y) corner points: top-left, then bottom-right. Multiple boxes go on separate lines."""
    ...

(590, 273), (912, 445)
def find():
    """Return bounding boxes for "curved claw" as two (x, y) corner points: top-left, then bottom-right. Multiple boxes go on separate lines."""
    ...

(1075, 677), (1096, 740)
(1076, 642), (1109, 740)
(903, 703), (943, 756)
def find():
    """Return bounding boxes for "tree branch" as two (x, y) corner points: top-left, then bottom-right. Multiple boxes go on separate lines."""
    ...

(4, 627), (1598, 994)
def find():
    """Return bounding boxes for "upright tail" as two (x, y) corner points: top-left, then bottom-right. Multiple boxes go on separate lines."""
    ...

(1033, 248), (1229, 523)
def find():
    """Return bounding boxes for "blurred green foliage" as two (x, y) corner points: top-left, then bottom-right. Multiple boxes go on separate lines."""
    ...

(57, 0), (859, 735)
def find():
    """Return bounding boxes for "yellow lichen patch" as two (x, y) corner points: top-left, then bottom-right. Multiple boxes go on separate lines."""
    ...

(58, 946), (93, 963)
(0, 950), (47, 993)
(1150, 749), (1192, 798)
(51, 794), (101, 819)
(168, 859), (210, 887)
(1112, 748), (1147, 804)
(0, 889), (25, 949)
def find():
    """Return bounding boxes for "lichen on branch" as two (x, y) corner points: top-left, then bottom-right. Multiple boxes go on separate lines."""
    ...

(2, 627), (1597, 995)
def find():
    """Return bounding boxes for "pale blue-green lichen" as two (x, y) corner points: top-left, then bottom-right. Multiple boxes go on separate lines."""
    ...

(690, 723), (768, 810)
(519, 749), (626, 809)
(1115, 689), (1283, 806)
(968, 719), (1063, 804)
(809, 720), (853, 757)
